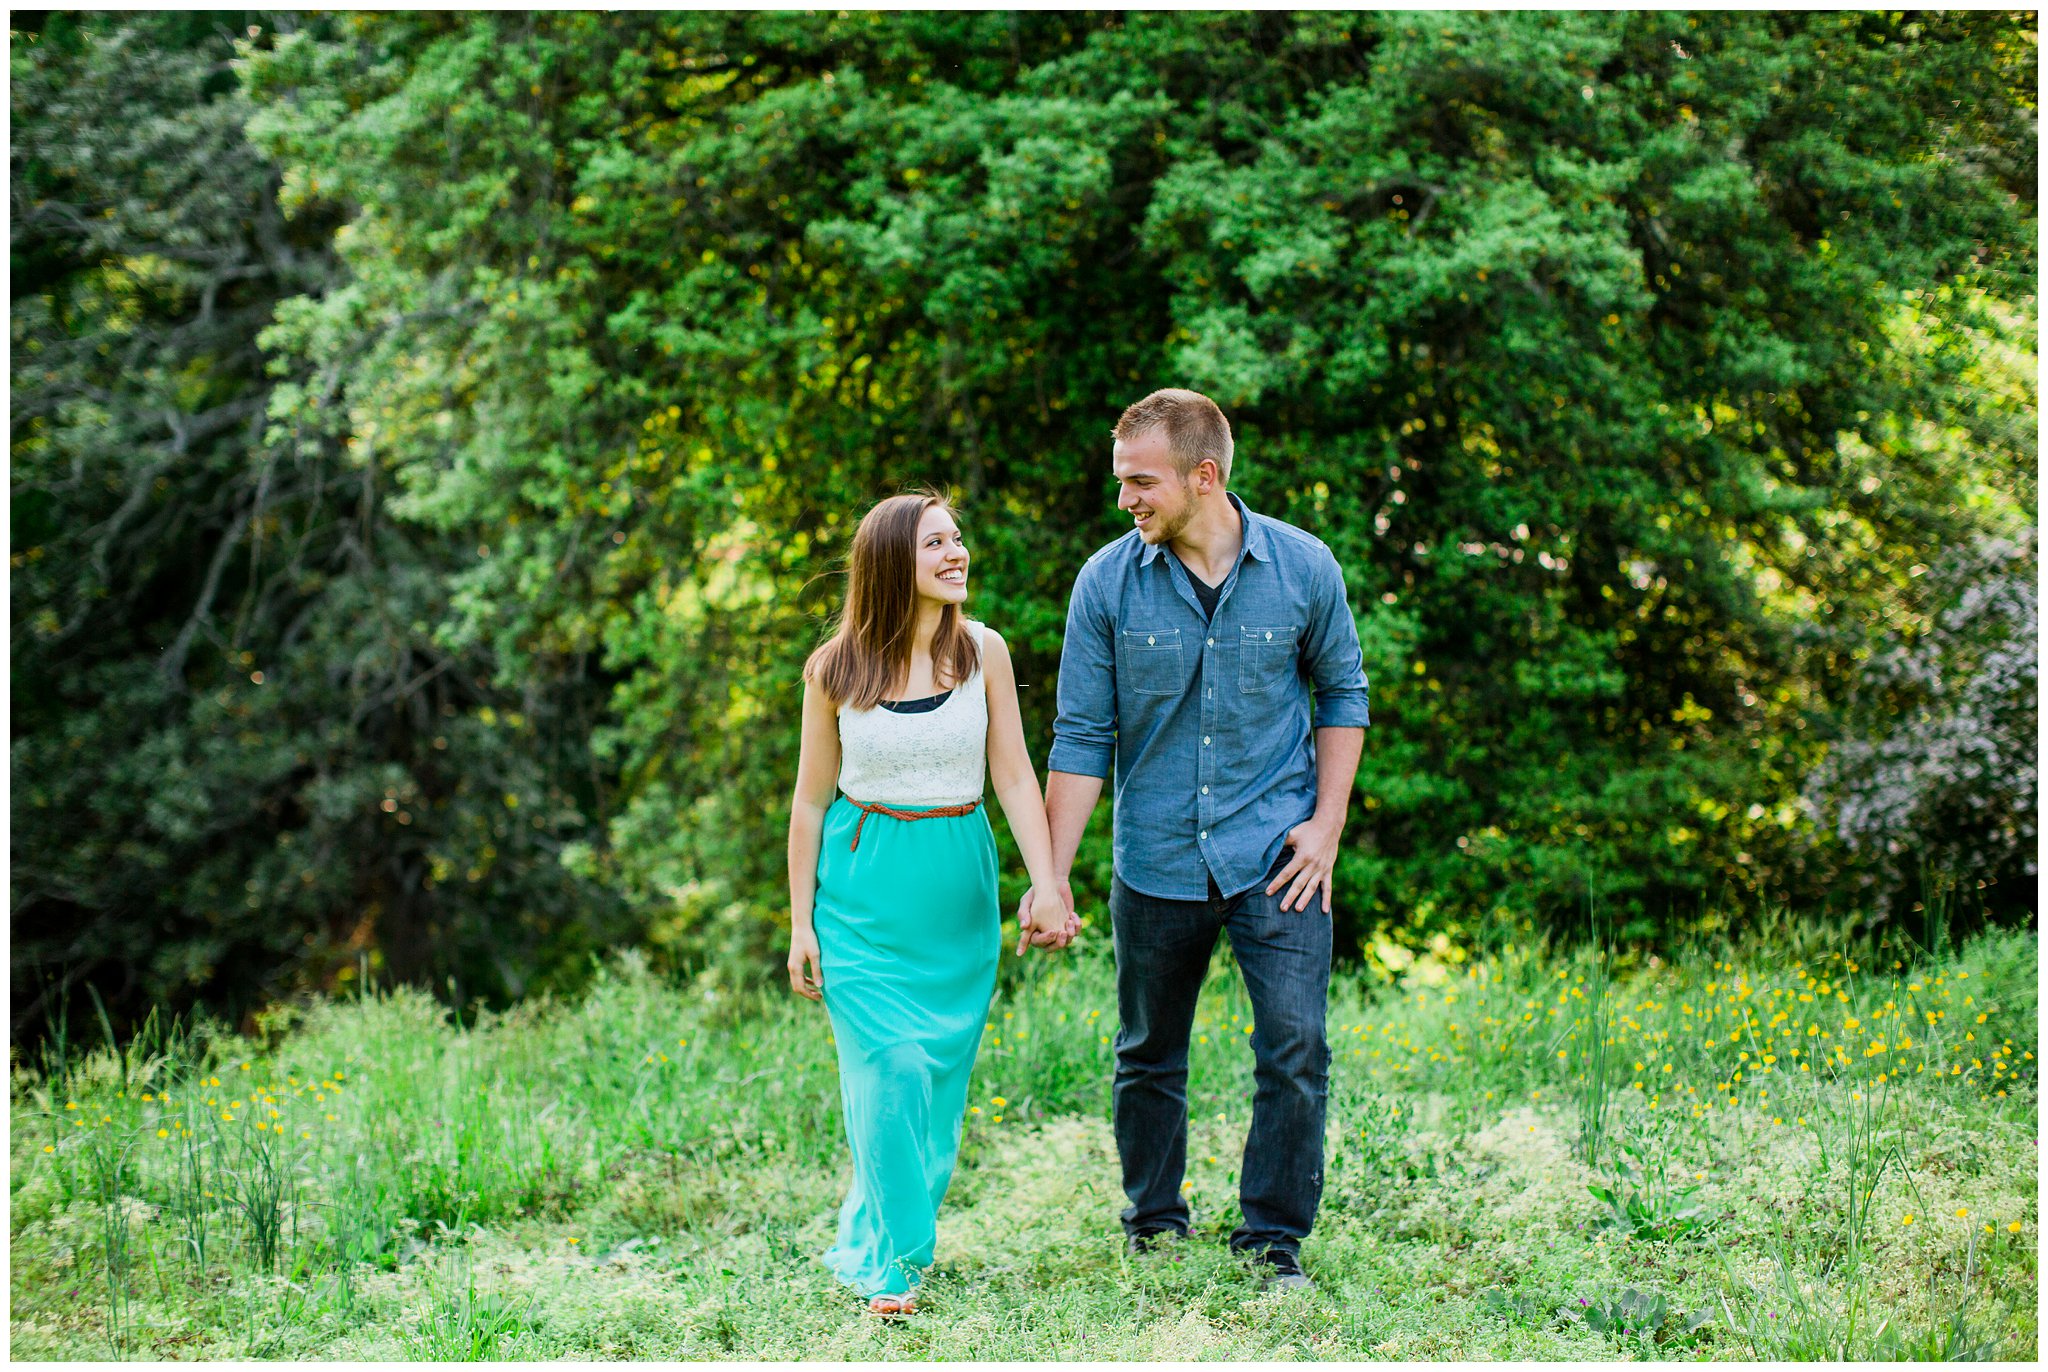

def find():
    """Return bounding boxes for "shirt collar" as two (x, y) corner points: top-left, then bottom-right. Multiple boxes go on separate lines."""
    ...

(1137, 490), (1268, 567)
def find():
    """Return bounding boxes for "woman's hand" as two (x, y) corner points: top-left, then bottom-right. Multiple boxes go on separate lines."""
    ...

(1015, 884), (1073, 956)
(787, 926), (823, 1000)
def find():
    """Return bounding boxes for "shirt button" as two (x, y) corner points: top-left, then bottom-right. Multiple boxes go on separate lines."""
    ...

(1201, 785), (1209, 795)
(1200, 831), (1208, 841)
(1207, 637), (1214, 646)
(1203, 736), (1211, 746)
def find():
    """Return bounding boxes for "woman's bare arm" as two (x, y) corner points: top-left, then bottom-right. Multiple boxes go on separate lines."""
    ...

(983, 629), (1068, 950)
(786, 679), (841, 997)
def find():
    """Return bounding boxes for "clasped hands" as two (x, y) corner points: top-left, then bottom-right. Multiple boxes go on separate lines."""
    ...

(1011, 816), (1341, 959)
(1013, 878), (1079, 957)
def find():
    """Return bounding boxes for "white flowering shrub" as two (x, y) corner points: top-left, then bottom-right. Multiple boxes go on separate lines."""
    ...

(1804, 533), (2037, 906)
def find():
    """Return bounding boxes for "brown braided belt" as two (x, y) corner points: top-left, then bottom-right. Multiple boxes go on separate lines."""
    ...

(846, 797), (982, 852)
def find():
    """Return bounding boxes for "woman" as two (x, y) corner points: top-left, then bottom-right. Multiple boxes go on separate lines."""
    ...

(786, 490), (1071, 1316)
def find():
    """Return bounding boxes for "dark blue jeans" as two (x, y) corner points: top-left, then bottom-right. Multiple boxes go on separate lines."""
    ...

(1109, 858), (1332, 1257)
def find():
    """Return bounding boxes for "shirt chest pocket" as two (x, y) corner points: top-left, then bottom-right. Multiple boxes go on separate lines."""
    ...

(1119, 627), (1185, 697)
(1239, 625), (1299, 693)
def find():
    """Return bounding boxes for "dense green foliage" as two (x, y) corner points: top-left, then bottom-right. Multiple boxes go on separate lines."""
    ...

(10, 12), (630, 1043)
(10, 11), (2037, 1041)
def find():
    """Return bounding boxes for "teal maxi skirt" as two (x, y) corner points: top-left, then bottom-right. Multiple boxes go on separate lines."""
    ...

(813, 794), (1000, 1298)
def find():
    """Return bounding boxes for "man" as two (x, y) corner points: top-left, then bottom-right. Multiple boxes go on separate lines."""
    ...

(1024, 387), (1369, 1291)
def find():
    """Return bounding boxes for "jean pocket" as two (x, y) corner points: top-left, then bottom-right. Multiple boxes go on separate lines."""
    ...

(1238, 625), (1298, 693)
(1120, 627), (1185, 697)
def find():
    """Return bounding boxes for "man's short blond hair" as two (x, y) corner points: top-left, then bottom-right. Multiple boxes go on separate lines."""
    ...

(1113, 388), (1234, 485)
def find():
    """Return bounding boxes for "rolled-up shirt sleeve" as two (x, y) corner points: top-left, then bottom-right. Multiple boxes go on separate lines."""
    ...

(1048, 561), (1118, 778)
(1303, 545), (1370, 728)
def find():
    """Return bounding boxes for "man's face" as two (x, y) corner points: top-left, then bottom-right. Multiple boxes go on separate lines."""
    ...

(1113, 429), (1199, 546)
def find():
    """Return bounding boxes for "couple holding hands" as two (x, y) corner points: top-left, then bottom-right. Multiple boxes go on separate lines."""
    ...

(786, 388), (1370, 1314)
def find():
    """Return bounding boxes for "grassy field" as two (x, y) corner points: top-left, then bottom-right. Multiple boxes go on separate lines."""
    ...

(9, 919), (2038, 1360)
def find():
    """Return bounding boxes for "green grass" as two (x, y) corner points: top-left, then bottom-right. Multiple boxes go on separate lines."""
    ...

(10, 923), (2038, 1360)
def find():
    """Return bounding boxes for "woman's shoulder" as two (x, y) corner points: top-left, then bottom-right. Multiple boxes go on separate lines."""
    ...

(969, 620), (1015, 687)
(802, 675), (849, 716)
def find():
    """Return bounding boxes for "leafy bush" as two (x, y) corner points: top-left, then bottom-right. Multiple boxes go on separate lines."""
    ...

(1804, 532), (2038, 915)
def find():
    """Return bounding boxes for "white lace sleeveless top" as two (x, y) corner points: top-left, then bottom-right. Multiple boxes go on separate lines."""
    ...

(836, 621), (988, 807)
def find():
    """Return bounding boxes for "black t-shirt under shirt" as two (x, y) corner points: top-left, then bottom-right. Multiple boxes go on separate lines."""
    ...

(1173, 553), (1223, 621)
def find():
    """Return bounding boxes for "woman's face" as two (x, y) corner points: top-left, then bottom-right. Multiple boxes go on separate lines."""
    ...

(913, 504), (969, 606)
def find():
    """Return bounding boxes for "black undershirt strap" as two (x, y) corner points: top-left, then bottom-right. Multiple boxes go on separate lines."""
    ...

(878, 689), (952, 715)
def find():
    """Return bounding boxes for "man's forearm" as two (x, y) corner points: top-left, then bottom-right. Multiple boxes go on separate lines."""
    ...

(1043, 770), (1105, 879)
(1311, 726), (1364, 825)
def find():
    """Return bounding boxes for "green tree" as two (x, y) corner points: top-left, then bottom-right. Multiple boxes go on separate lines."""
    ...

(240, 10), (2034, 970)
(10, 11), (627, 1045)
(16, 11), (2031, 1043)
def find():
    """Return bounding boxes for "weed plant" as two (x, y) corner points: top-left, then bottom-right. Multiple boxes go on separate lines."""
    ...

(1586, 1113), (1709, 1243)
(1571, 899), (1617, 1168)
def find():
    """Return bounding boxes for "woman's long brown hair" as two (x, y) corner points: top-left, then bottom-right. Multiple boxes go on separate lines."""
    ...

(805, 490), (980, 711)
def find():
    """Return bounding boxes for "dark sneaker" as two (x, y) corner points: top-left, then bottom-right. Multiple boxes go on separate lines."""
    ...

(1126, 1228), (1188, 1255)
(1249, 1247), (1315, 1291)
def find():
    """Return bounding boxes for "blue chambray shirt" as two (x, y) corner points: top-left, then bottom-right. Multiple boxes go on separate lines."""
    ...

(1048, 492), (1371, 900)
